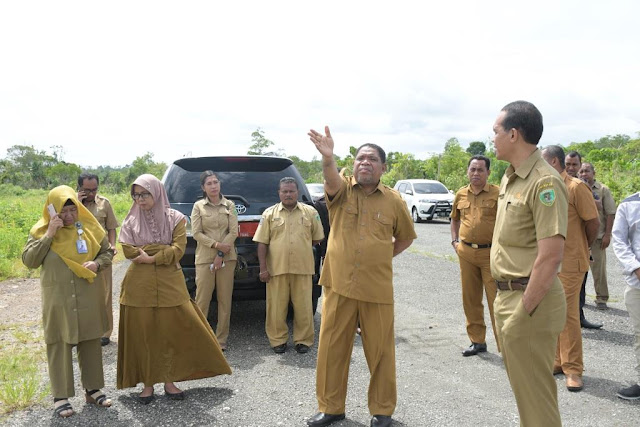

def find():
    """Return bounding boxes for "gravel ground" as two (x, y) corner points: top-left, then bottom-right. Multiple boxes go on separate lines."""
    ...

(2, 220), (638, 426)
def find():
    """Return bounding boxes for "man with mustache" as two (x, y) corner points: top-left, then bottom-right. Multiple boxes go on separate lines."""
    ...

(306, 127), (416, 427)
(254, 177), (324, 354)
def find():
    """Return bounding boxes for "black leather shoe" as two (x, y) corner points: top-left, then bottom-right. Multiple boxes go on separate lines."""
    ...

(371, 415), (392, 427)
(462, 342), (487, 357)
(580, 318), (603, 329)
(307, 412), (346, 426)
(138, 392), (154, 405)
(100, 337), (110, 346)
(164, 386), (185, 400)
(295, 344), (310, 354)
(273, 343), (287, 354)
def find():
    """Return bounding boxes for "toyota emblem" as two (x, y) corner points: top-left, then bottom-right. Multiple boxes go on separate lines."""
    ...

(236, 204), (247, 214)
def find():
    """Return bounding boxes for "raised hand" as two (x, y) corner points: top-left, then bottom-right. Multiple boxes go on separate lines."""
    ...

(308, 126), (335, 158)
(45, 216), (64, 238)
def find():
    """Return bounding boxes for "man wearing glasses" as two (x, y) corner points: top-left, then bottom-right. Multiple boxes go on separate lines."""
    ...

(77, 173), (119, 346)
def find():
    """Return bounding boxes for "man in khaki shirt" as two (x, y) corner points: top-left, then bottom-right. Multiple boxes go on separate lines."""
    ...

(306, 127), (416, 427)
(579, 162), (617, 309)
(451, 155), (500, 357)
(254, 177), (324, 354)
(542, 146), (599, 392)
(490, 101), (568, 427)
(77, 173), (119, 346)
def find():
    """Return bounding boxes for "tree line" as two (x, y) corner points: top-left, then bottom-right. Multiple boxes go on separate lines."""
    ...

(2, 130), (639, 203)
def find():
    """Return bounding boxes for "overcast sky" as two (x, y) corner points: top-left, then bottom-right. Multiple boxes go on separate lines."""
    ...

(1, 1), (638, 169)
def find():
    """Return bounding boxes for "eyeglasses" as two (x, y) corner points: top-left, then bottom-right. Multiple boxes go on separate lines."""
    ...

(132, 192), (152, 200)
(80, 188), (98, 194)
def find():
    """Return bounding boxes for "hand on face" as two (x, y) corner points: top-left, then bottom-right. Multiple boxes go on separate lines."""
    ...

(45, 216), (64, 238)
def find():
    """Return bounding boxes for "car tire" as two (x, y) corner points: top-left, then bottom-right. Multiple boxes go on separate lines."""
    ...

(412, 207), (422, 223)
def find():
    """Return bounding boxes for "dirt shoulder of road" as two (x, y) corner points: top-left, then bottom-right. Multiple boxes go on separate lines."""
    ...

(0, 277), (41, 329)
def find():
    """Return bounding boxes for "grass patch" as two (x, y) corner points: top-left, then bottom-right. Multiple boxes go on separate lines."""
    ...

(407, 247), (458, 263)
(0, 326), (49, 415)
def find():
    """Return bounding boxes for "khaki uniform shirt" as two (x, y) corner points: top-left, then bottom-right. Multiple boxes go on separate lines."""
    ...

(84, 194), (119, 232)
(191, 196), (238, 264)
(120, 220), (191, 308)
(253, 202), (324, 276)
(321, 175), (417, 304)
(589, 180), (617, 239)
(491, 149), (569, 281)
(22, 235), (112, 344)
(561, 171), (599, 273)
(451, 183), (499, 245)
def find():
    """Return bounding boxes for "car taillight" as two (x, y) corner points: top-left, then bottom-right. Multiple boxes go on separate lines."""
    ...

(238, 222), (259, 237)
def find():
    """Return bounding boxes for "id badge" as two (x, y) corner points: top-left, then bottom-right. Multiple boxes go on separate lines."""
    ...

(76, 239), (88, 254)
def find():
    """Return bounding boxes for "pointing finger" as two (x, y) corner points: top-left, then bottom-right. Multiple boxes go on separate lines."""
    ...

(324, 126), (332, 138)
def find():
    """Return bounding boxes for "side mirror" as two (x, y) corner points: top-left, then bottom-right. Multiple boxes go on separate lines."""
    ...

(405, 189), (413, 195)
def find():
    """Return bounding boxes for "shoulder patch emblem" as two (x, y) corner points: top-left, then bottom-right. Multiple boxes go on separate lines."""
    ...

(539, 188), (556, 206)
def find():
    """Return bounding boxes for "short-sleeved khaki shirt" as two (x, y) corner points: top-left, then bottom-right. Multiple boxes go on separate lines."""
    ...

(491, 149), (569, 281)
(320, 175), (417, 304)
(451, 183), (499, 245)
(253, 202), (324, 276)
(191, 197), (238, 264)
(84, 194), (119, 232)
(589, 180), (617, 238)
(561, 172), (599, 273)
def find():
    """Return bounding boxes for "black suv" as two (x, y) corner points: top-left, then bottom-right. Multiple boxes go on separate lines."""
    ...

(163, 156), (323, 313)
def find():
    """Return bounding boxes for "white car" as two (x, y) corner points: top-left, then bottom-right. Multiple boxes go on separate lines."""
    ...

(306, 183), (325, 199)
(393, 179), (454, 223)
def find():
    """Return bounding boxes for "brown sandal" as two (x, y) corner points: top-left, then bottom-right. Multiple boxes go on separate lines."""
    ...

(85, 389), (112, 407)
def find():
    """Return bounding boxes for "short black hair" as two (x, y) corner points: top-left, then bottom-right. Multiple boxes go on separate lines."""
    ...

(566, 150), (582, 163)
(279, 177), (298, 190)
(78, 172), (99, 187)
(355, 143), (386, 164)
(581, 161), (595, 172)
(544, 145), (566, 169)
(468, 155), (491, 170)
(501, 100), (544, 145)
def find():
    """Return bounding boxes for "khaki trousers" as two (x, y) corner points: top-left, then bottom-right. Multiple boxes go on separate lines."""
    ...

(590, 239), (609, 303)
(315, 287), (396, 416)
(624, 286), (640, 382)
(494, 280), (566, 427)
(99, 265), (113, 338)
(555, 272), (584, 374)
(46, 338), (104, 398)
(195, 261), (236, 345)
(456, 244), (498, 349)
(266, 274), (314, 347)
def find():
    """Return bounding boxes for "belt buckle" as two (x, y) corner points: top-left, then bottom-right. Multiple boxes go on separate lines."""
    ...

(507, 280), (513, 291)
(471, 243), (479, 249)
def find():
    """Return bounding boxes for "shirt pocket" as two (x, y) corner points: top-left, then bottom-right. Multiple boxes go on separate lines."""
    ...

(500, 201), (533, 247)
(372, 212), (393, 241)
(457, 201), (471, 219)
(271, 217), (285, 237)
(481, 199), (497, 222)
(340, 202), (358, 230)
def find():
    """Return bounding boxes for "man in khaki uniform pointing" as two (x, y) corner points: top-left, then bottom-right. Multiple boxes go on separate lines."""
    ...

(306, 127), (416, 427)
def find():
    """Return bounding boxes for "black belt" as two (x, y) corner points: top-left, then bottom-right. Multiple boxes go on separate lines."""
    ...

(461, 240), (491, 249)
(495, 278), (530, 291)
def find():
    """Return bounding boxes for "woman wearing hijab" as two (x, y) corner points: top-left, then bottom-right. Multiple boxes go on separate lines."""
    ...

(117, 174), (231, 404)
(22, 185), (114, 418)
(192, 171), (238, 351)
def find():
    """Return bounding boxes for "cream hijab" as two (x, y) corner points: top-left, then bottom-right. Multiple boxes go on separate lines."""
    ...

(119, 174), (184, 246)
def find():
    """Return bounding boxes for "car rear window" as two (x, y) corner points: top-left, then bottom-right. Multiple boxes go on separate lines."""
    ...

(413, 182), (449, 194)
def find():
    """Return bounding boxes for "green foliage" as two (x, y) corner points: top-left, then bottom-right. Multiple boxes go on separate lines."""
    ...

(466, 141), (486, 156)
(247, 128), (285, 156)
(0, 326), (49, 414)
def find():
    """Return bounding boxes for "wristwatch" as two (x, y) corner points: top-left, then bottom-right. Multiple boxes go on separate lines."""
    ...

(451, 239), (459, 245)
(217, 250), (225, 257)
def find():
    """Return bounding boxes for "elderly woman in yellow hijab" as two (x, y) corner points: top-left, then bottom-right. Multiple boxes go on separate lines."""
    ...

(22, 185), (114, 418)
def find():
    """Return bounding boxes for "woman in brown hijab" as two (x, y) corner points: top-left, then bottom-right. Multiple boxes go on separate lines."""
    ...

(22, 185), (114, 418)
(117, 174), (231, 404)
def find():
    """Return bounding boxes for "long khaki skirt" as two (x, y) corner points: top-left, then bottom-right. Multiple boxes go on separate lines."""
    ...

(117, 300), (232, 389)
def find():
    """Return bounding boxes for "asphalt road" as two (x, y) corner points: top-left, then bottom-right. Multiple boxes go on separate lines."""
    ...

(6, 219), (639, 426)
